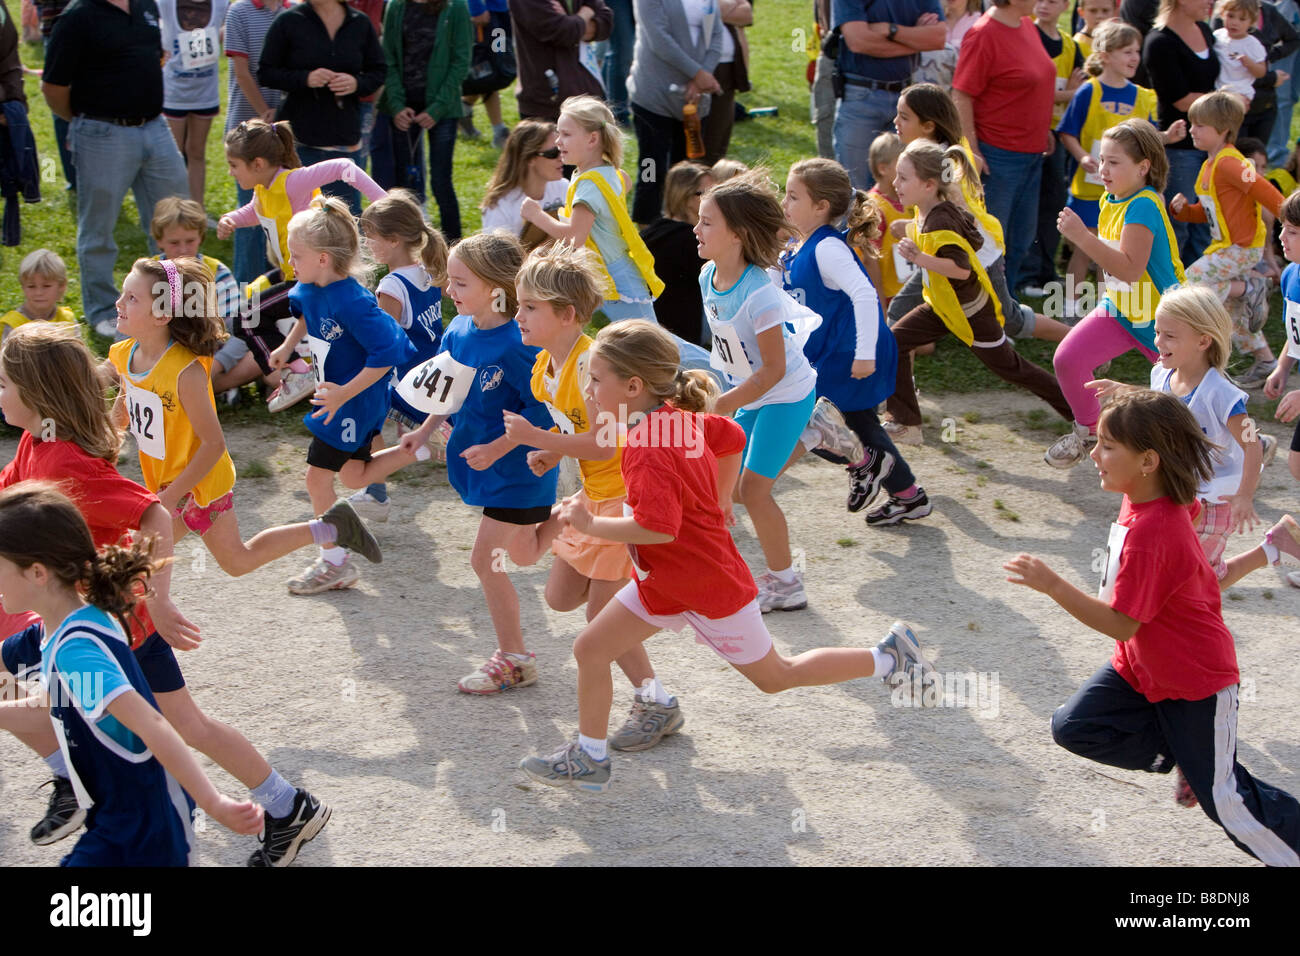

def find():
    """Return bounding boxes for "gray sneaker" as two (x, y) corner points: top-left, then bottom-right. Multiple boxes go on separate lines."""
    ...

(321, 500), (382, 563)
(874, 620), (936, 695)
(808, 397), (865, 463)
(520, 740), (612, 793)
(1260, 433), (1278, 468)
(610, 696), (685, 752)
(1044, 422), (1096, 469)
(287, 556), (360, 595)
(1236, 358), (1278, 390)
(756, 571), (807, 613)
(1244, 275), (1270, 333)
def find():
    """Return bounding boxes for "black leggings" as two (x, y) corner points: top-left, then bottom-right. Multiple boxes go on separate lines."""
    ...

(236, 272), (295, 376)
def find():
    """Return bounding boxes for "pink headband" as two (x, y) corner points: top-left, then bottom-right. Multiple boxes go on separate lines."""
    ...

(159, 259), (182, 317)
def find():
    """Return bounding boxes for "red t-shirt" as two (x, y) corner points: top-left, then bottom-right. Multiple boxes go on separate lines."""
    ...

(1107, 495), (1239, 703)
(952, 12), (1056, 154)
(621, 407), (757, 618)
(0, 434), (159, 646)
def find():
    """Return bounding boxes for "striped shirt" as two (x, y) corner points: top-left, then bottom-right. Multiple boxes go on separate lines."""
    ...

(223, 0), (289, 132)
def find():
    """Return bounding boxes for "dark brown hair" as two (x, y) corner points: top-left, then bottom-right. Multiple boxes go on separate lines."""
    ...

(224, 119), (301, 169)
(131, 258), (228, 357)
(789, 157), (883, 252)
(703, 169), (792, 270)
(898, 84), (965, 149)
(1098, 390), (1216, 505)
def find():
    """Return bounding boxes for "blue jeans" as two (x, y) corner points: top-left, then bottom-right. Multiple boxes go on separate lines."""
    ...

(69, 115), (189, 328)
(295, 145), (364, 217)
(833, 84), (900, 190)
(602, 0), (635, 125)
(232, 183), (269, 285)
(1268, 50), (1299, 167)
(1165, 147), (1211, 266)
(391, 117), (460, 241)
(979, 140), (1043, 295)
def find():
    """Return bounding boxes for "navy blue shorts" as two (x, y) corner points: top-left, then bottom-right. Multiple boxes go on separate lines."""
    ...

(3, 625), (185, 694)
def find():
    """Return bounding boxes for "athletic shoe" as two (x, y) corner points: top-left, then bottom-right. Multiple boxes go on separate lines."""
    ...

(30, 777), (85, 846)
(347, 489), (391, 523)
(1243, 274), (1270, 333)
(610, 697), (685, 752)
(865, 488), (932, 526)
(756, 571), (807, 613)
(492, 125), (511, 149)
(93, 317), (119, 338)
(1264, 514), (1300, 566)
(1260, 433), (1278, 468)
(882, 420), (923, 446)
(457, 649), (537, 694)
(519, 739), (612, 793)
(221, 387), (242, 408)
(247, 789), (331, 867)
(458, 115), (481, 139)
(1285, 569), (1300, 589)
(267, 368), (316, 412)
(807, 397), (865, 463)
(873, 620), (937, 697)
(1236, 358), (1278, 390)
(847, 448), (895, 513)
(1173, 767), (1198, 808)
(1044, 422), (1096, 469)
(321, 500), (382, 564)
(287, 556), (360, 595)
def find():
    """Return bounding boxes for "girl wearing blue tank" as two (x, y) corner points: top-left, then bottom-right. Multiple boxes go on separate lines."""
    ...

(781, 158), (931, 525)
(268, 198), (421, 596)
(0, 483), (264, 866)
(348, 191), (451, 522)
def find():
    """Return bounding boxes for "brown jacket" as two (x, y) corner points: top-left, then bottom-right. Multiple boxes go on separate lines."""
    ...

(508, 0), (613, 120)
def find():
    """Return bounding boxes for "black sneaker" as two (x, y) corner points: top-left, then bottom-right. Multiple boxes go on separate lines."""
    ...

(31, 777), (86, 846)
(846, 449), (895, 513)
(247, 789), (331, 867)
(865, 489), (933, 526)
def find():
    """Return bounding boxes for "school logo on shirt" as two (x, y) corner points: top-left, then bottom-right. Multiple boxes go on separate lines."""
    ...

(707, 303), (719, 321)
(157, 390), (176, 412)
(320, 318), (344, 342)
(479, 366), (504, 392)
(415, 303), (441, 336)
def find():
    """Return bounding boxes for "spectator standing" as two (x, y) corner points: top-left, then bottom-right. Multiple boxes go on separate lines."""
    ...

(462, 0), (514, 147)
(1266, 0), (1300, 166)
(508, 0), (612, 122)
(33, 0), (74, 190)
(159, 0), (228, 213)
(603, 0), (634, 125)
(701, 0), (752, 164)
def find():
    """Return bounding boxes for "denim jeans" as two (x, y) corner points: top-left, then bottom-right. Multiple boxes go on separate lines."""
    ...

(602, 0), (635, 125)
(391, 117), (460, 241)
(979, 140), (1043, 295)
(69, 115), (189, 328)
(833, 84), (901, 190)
(296, 145), (363, 217)
(232, 183), (269, 285)
(1165, 147), (1211, 266)
(369, 108), (397, 189)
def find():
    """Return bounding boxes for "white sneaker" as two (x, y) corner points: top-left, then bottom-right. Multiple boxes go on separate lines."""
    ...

(807, 397), (865, 463)
(348, 489), (391, 522)
(268, 369), (316, 413)
(287, 556), (360, 595)
(882, 420), (923, 446)
(93, 317), (120, 338)
(756, 571), (807, 613)
(1044, 422), (1095, 469)
(1260, 433), (1278, 469)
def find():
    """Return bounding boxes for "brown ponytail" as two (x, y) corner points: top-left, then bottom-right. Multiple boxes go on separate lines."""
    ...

(224, 119), (302, 170)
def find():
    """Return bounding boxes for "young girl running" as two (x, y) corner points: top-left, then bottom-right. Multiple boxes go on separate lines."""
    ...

(501, 243), (683, 750)
(1049, 118), (1187, 468)
(0, 324), (328, 867)
(781, 158), (928, 524)
(102, 256), (383, 591)
(888, 141), (1073, 448)
(394, 232), (561, 695)
(1005, 390), (1300, 865)
(348, 190), (450, 522)
(1170, 92), (1285, 388)
(518, 320), (936, 793)
(0, 483), (265, 866)
(1088, 286), (1271, 578)
(216, 120), (388, 412)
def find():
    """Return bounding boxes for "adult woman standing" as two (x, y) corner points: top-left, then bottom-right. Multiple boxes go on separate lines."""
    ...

(258, 0), (386, 216)
(1142, 0), (1218, 262)
(952, 0), (1057, 295)
(480, 120), (570, 237)
(639, 161), (712, 346)
(627, 0), (723, 224)
(700, 0), (751, 165)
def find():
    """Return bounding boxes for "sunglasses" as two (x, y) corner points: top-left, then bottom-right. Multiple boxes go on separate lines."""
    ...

(535, 147), (561, 159)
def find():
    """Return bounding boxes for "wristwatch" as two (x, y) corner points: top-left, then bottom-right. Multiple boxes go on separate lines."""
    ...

(888, 22), (899, 41)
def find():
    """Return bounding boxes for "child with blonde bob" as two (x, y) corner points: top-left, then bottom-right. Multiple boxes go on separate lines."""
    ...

(1, 250), (76, 344)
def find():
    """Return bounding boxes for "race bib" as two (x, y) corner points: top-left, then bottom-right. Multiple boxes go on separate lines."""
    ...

(1285, 298), (1300, 361)
(892, 243), (917, 283)
(256, 211), (283, 268)
(178, 27), (219, 71)
(1084, 142), (1103, 187)
(623, 501), (649, 580)
(1055, 75), (1067, 92)
(123, 381), (166, 461)
(1197, 192), (1223, 243)
(1099, 237), (1131, 294)
(545, 400), (576, 435)
(1097, 521), (1130, 604)
(307, 335), (331, 387)
(397, 351), (476, 416)
(708, 320), (753, 382)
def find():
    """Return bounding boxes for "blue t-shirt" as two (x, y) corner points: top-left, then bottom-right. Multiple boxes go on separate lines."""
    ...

(1057, 81), (1140, 138)
(289, 278), (418, 451)
(572, 167), (651, 303)
(438, 314), (558, 508)
(1103, 191), (1180, 350)
(831, 0), (943, 82)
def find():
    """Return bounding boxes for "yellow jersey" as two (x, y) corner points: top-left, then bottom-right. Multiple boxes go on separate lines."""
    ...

(0, 306), (76, 342)
(252, 168), (321, 282)
(909, 218), (1004, 346)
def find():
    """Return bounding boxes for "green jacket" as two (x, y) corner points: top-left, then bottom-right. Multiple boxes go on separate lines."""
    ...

(379, 0), (472, 120)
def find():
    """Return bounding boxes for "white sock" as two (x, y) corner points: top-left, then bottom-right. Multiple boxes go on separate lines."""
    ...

(1262, 538), (1280, 565)
(769, 565), (797, 584)
(504, 651), (533, 662)
(871, 647), (895, 679)
(636, 677), (672, 706)
(44, 750), (69, 778)
(578, 733), (608, 761)
(321, 546), (348, 566)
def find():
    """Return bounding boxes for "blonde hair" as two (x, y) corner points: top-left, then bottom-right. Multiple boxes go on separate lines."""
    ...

(788, 157), (882, 252)
(19, 249), (67, 285)
(224, 119), (301, 169)
(1216, 0), (1260, 18)
(482, 120), (558, 212)
(1154, 285), (1233, 372)
(1085, 20), (1142, 76)
(899, 139), (982, 204)
(287, 196), (365, 281)
(0, 323), (122, 461)
(867, 132), (904, 183)
(1187, 91), (1246, 143)
(703, 169), (792, 270)
(151, 196), (207, 241)
(662, 161), (713, 221)
(559, 95), (624, 169)
(710, 158), (747, 183)
(359, 189), (449, 285)
(449, 232), (525, 316)
(130, 257), (227, 357)
(516, 242), (605, 323)
(590, 320), (719, 412)
(1101, 119), (1169, 192)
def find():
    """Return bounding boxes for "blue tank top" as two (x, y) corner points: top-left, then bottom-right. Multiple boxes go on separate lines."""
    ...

(388, 270), (445, 424)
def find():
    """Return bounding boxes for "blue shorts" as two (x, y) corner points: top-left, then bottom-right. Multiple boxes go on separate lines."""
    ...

(1067, 194), (1100, 231)
(3, 624), (185, 694)
(733, 389), (817, 480)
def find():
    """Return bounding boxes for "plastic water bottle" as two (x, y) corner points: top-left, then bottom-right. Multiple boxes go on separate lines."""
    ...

(682, 103), (706, 160)
(545, 69), (560, 102)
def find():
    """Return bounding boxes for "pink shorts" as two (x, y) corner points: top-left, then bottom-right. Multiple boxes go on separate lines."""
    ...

(615, 581), (773, 665)
(172, 490), (234, 536)
(1192, 498), (1231, 580)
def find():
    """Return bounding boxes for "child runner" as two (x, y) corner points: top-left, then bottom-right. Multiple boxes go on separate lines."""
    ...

(394, 232), (561, 694)
(1170, 92), (1284, 387)
(1005, 390), (1300, 865)
(159, 0), (228, 213)
(102, 256), (382, 586)
(518, 320), (936, 792)
(861, 133), (912, 312)
(0, 249), (77, 344)
(1049, 118), (1187, 467)
(0, 483), (265, 865)
(347, 189), (450, 522)
(0, 323), (329, 866)
(501, 242), (685, 750)
(216, 120), (388, 412)
(781, 157), (928, 524)
(889, 140), (1073, 447)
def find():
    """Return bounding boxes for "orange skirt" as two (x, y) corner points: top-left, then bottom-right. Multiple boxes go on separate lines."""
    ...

(553, 491), (636, 582)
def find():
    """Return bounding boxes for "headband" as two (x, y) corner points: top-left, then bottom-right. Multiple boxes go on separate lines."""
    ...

(159, 259), (182, 317)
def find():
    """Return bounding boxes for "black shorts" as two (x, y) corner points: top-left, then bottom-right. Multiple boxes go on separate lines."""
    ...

(3, 623), (185, 694)
(1291, 418), (1300, 454)
(307, 432), (379, 472)
(162, 105), (220, 119)
(483, 504), (554, 525)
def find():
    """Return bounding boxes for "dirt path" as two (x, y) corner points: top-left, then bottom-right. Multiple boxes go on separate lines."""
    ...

(2, 389), (1296, 866)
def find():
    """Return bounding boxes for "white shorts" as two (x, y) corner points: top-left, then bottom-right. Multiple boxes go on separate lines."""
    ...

(615, 581), (773, 666)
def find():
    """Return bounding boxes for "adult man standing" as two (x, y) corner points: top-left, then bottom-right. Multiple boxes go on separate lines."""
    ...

(41, 0), (189, 336)
(509, 0), (613, 122)
(831, 0), (945, 189)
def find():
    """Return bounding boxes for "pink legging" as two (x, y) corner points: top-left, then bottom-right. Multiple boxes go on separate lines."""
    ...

(1052, 305), (1159, 429)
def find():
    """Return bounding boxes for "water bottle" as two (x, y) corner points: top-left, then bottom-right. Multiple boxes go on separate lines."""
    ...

(682, 103), (706, 160)
(545, 69), (560, 102)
